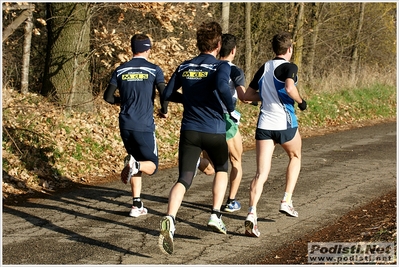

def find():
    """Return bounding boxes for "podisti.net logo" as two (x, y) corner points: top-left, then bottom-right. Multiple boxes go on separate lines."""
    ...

(308, 242), (395, 264)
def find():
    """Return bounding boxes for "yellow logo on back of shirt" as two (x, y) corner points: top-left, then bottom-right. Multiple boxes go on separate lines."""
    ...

(122, 73), (148, 80)
(182, 71), (208, 79)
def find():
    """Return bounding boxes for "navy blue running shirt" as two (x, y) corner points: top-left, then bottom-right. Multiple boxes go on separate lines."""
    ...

(163, 54), (235, 134)
(109, 57), (165, 132)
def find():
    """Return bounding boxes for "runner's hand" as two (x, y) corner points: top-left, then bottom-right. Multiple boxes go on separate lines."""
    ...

(298, 99), (307, 111)
(158, 109), (168, 118)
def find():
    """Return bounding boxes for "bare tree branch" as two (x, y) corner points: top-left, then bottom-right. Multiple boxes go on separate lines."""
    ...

(2, 4), (35, 42)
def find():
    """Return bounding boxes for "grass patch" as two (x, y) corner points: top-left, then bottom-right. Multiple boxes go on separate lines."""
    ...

(1, 81), (396, 198)
(298, 84), (396, 127)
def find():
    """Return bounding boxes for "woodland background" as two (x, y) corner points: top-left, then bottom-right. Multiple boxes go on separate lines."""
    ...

(2, 2), (397, 199)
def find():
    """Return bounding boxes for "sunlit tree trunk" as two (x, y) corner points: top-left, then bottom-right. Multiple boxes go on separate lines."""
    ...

(293, 2), (304, 89)
(222, 3), (230, 32)
(21, 4), (33, 94)
(42, 3), (93, 112)
(245, 2), (252, 86)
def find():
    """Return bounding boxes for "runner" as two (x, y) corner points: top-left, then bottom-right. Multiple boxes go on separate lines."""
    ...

(243, 31), (307, 237)
(199, 33), (248, 213)
(158, 21), (237, 255)
(104, 34), (168, 217)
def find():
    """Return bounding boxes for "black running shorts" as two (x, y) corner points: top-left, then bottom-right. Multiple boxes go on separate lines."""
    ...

(177, 130), (229, 189)
(255, 127), (298, 144)
(120, 129), (158, 174)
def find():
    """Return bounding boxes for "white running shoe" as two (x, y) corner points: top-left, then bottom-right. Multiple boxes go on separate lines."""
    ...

(159, 215), (175, 255)
(121, 154), (138, 184)
(129, 205), (148, 217)
(279, 201), (298, 217)
(245, 213), (260, 237)
(207, 214), (227, 234)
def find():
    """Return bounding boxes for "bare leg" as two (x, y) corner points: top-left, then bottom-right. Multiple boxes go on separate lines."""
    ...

(130, 175), (142, 198)
(166, 182), (187, 218)
(138, 160), (157, 176)
(130, 161), (156, 197)
(281, 130), (302, 196)
(226, 130), (243, 200)
(249, 139), (275, 216)
(198, 151), (215, 175)
(212, 171), (229, 210)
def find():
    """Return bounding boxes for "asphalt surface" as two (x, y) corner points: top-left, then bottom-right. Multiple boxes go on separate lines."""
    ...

(2, 121), (397, 265)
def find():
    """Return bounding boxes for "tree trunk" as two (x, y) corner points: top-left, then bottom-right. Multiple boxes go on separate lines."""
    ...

(308, 3), (324, 82)
(42, 3), (93, 112)
(293, 2), (305, 89)
(245, 2), (252, 86)
(21, 4), (33, 94)
(350, 3), (365, 83)
(222, 3), (230, 32)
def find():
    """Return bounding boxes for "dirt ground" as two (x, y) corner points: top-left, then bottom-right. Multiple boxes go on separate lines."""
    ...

(2, 118), (397, 264)
(253, 190), (397, 264)
(4, 184), (396, 264)
(252, 119), (397, 264)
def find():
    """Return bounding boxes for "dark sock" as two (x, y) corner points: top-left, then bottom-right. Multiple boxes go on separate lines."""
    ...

(211, 209), (221, 218)
(135, 161), (140, 172)
(133, 197), (142, 208)
(227, 198), (235, 204)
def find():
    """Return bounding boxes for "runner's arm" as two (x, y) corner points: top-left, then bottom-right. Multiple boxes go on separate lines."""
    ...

(244, 65), (264, 102)
(236, 85), (249, 103)
(216, 62), (234, 113)
(243, 86), (260, 102)
(162, 71), (183, 104)
(156, 82), (169, 117)
(103, 84), (120, 104)
(231, 66), (249, 103)
(285, 78), (302, 104)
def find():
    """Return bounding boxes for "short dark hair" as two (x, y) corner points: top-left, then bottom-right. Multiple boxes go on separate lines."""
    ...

(272, 32), (293, 55)
(131, 34), (151, 54)
(196, 21), (222, 53)
(219, 33), (236, 58)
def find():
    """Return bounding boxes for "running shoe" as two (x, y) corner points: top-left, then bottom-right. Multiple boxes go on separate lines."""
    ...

(129, 205), (148, 218)
(223, 200), (241, 212)
(121, 154), (137, 184)
(244, 213), (260, 237)
(158, 215), (175, 255)
(207, 214), (227, 234)
(279, 201), (298, 217)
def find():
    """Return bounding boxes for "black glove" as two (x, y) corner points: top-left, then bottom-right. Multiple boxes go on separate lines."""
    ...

(251, 101), (258, 106)
(298, 99), (307, 111)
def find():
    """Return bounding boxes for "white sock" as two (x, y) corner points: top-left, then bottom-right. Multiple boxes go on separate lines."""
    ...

(283, 192), (292, 205)
(248, 206), (257, 217)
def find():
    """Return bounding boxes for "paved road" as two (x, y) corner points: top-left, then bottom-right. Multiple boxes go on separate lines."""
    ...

(2, 121), (396, 265)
